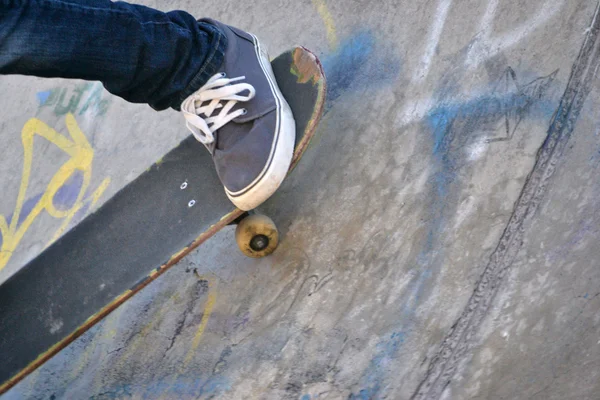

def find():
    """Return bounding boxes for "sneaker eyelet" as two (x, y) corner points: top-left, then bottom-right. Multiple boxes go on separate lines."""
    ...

(221, 72), (226, 77)
(241, 108), (248, 115)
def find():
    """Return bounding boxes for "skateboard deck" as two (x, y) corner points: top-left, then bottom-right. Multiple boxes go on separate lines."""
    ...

(0, 46), (326, 394)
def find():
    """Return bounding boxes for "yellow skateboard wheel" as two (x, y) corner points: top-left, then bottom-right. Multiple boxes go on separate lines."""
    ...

(235, 214), (279, 258)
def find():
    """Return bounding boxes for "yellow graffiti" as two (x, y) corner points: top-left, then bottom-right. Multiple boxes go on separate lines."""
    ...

(105, 275), (216, 382)
(111, 292), (178, 374)
(154, 275), (217, 400)
(184, 276), (218, 365)
(0, 113), (110, 272)
(312, 0), (339, 50)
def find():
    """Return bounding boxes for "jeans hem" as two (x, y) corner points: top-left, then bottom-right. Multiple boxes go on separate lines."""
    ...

(171, 21), (227, 111)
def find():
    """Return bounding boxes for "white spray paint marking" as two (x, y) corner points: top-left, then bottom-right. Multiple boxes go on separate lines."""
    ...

(395, 96), (435, 127)
(454, 195), (476, 231)
(465, 0), (566, 69)
(406, 0), (564, 90)
(467, 139), (488, 161)
(392, 0), (565, 143)
(412, 0), (454, 83)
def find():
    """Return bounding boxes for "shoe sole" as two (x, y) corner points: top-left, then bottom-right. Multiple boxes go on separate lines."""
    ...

(225, 35), (296, 211)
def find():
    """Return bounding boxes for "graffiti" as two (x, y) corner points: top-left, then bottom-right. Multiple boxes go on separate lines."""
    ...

(465, 0), (565, 69)
(184, 276), (218, 365)
(412, 0), (453, 83)
(409, 0), (566, 81)
(486, 67), (558, 142)
(14, 273), (220, 399)
(348, 66), (558, 398)
(322, 30), (401, 105)
(37, 82), (111, 117)
(397, 0), (566, 128)
(349, 332), (406, 400)
(0, 114), (111, 272)
(316, 0), (565, 130)
(115, 274), (220, 399)
(427, 67), (558, 151)
(312, 0), (339, 51)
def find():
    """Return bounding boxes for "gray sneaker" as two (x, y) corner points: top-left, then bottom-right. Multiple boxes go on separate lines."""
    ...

(181, 19), (295, 211)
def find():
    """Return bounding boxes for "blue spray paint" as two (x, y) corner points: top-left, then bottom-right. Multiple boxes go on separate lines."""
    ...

(36, 90), (51, 106)
(52, 171), (84, 210)
(1, 172), (89, 250)
(349, 332), (406, 399)
(4, 193), (43, 228)
(322, 30), (401, 107)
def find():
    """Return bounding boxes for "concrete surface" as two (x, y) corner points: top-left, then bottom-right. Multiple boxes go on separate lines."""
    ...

(1, 0), (600, 399)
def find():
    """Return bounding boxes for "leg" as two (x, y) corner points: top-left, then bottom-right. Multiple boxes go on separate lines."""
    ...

(0, 0), (226, 110)
(0, 0), (297, 210)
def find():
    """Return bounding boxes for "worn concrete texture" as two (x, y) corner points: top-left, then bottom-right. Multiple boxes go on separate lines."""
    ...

(1, 0), (600, 399)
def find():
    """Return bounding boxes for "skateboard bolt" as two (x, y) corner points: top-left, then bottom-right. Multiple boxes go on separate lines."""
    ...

(250, 234), (269, 251)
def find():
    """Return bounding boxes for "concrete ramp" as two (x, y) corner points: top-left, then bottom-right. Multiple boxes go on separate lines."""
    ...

(1, 0), (599, 398)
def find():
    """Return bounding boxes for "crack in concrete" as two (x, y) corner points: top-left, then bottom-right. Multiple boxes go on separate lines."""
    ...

(106, 346), (124, 356)
(411, 2), (600, 399)
(165, 279), (208, 354)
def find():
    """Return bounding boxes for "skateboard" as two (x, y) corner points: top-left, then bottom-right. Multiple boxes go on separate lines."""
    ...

(0, 46), (326, 394)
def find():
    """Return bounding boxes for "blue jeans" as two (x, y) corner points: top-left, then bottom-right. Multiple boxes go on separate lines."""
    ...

(0, 0), (227, 110)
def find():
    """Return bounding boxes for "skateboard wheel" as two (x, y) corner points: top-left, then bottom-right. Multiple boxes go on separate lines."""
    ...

(235, 214), (279, 258)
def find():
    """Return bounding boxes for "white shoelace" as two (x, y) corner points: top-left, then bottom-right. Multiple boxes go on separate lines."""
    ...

(182, 72), (256, 151)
